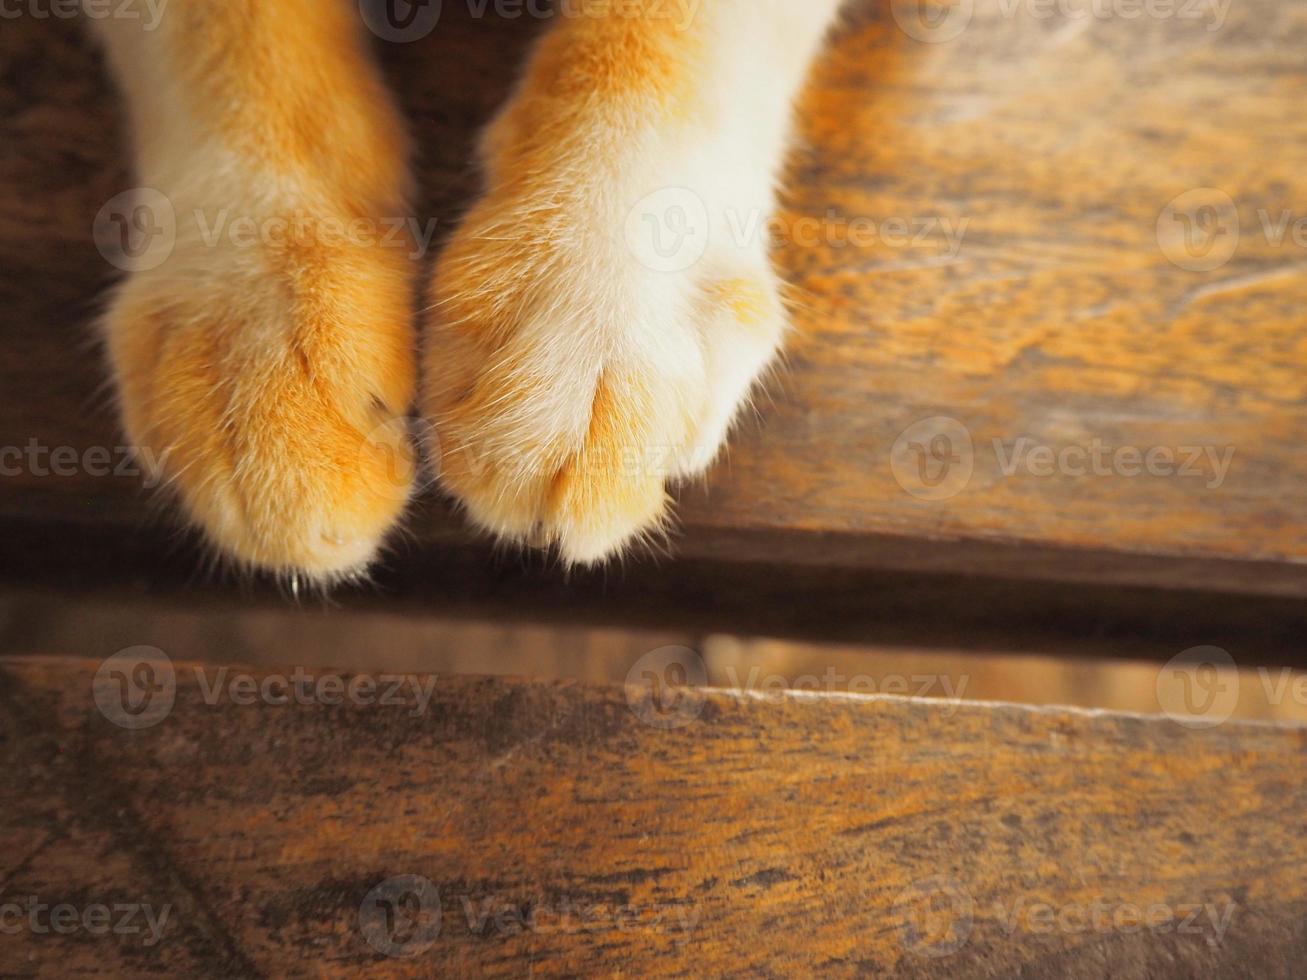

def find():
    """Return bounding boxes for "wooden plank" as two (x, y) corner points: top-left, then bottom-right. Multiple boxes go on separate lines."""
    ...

(1, 3), (1305, 606)
(1, 655), (1304, 977)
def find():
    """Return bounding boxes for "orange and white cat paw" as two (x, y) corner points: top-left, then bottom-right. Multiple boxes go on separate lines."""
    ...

(416, 0), (842, 566)
(88, 0), (426, 585)
(423, 182), (788, 567)
(102, 199), (419, 583)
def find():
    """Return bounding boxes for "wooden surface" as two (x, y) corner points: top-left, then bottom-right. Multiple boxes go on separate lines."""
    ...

(1, 655), (1304, 977)
(7, 516), (1307, 666)
(2, 4), (1306, 620)
(5, 588), (1307, 723)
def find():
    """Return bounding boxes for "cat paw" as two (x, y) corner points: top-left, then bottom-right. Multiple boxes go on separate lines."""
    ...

(102, 195), (419, 583)
(424, 167), (787, 566)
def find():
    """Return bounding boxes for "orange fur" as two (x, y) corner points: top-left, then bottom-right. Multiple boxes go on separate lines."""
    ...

(707, 278), (772, 328)
(93, 0), (843, 577)
(93, 1), (418, 581)
(422, 2), (820, 564)
(169, 0), (411, 208)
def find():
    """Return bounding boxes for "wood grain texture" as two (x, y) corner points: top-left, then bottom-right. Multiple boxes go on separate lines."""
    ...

(1, 655), (1304, 977)
(0, 3), (1305, 608)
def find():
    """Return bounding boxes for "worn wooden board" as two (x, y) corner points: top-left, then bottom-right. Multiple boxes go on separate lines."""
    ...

(1, 3), (1305, 613)
(0, 655), (1304, 977)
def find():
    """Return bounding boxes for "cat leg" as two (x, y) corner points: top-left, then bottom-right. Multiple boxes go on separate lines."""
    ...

(90, 0), (419, 583)
(424, 0), (844, 564)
